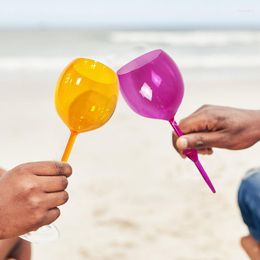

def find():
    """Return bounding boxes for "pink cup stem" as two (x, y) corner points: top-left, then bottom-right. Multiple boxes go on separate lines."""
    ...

(194, 160), (216, 193)
(169, 118), (216, 193)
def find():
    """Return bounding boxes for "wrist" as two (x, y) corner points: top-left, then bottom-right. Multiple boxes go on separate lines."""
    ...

(251, 110), (260, 142)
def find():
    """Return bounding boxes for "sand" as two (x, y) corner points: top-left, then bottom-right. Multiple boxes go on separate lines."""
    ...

(0, 30), (260, 259)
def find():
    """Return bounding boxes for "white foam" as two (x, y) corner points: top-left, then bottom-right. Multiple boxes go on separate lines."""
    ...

(110, 31), (260, 46)
(0, 54), (259, 71)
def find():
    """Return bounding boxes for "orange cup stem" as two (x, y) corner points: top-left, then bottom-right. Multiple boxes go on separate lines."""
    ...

(61, 131), (78, 162)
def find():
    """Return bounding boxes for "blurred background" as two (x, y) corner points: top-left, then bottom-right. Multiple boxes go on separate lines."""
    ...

(0, 0), (260, 259)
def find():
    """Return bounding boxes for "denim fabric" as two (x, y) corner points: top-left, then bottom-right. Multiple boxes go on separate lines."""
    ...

(238, 168), (260, 242)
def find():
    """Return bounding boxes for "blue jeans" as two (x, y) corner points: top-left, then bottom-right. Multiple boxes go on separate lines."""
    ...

(238, 168), (260, 242)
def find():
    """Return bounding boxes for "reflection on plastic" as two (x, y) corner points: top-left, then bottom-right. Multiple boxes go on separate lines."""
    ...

(20, 225), (59, 243)
(117, 49), (216, 193)
(55, 58), (119, 161)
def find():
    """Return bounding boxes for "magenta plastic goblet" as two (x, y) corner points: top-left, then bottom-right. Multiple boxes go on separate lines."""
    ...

(117, 49), (216, 193)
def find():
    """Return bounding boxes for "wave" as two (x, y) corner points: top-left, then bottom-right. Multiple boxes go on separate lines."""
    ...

(1, 55), (259, 70)
(110, 31), (260, 47)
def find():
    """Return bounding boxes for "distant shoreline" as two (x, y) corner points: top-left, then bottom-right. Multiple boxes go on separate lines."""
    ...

(0, 26), (260, 32)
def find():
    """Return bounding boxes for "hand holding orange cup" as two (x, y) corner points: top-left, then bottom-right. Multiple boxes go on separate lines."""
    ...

(21, 58), (119, 243)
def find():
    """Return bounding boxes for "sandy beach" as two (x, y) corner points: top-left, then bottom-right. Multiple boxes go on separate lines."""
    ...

(0, 29), (260, 259)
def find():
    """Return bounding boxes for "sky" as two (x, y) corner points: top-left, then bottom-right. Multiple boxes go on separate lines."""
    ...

(0, 0), (260, 29)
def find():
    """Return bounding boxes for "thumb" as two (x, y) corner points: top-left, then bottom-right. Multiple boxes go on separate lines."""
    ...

(176, 132), (222, 151)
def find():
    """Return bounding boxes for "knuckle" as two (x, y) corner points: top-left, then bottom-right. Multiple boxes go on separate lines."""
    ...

(201, 104), (210, 110)
(12, 162), (36, 178)
(28, 198), (46, 228)
(53, 161), (63, 174)
(215, 114), (226, 122)
(221, 134), (232, 147)
(194, 136), (206, 148)
(32, 212), (45, 228)
(62, 191), (69, 203)
(199, 105), (212, 117)
(28, 195), (42, 210)
(29, 206), (45, 228)
(178, 121), (184, 129)
(22, 179), (38, 194)
(61, 176), (68, 189)
(65, 164), (73, 176)
(55, 208), (61, 218)
(178, 121), (187, 133)
(179, 118), (186, 127)
(201, 109), (212, 120)
(12, 163), (28, 175)
(50, 208), (61, 222)
(53, 161), (72, 176)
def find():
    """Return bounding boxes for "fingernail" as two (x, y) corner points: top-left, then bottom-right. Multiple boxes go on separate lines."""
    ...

(178, 137), (188, 149)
